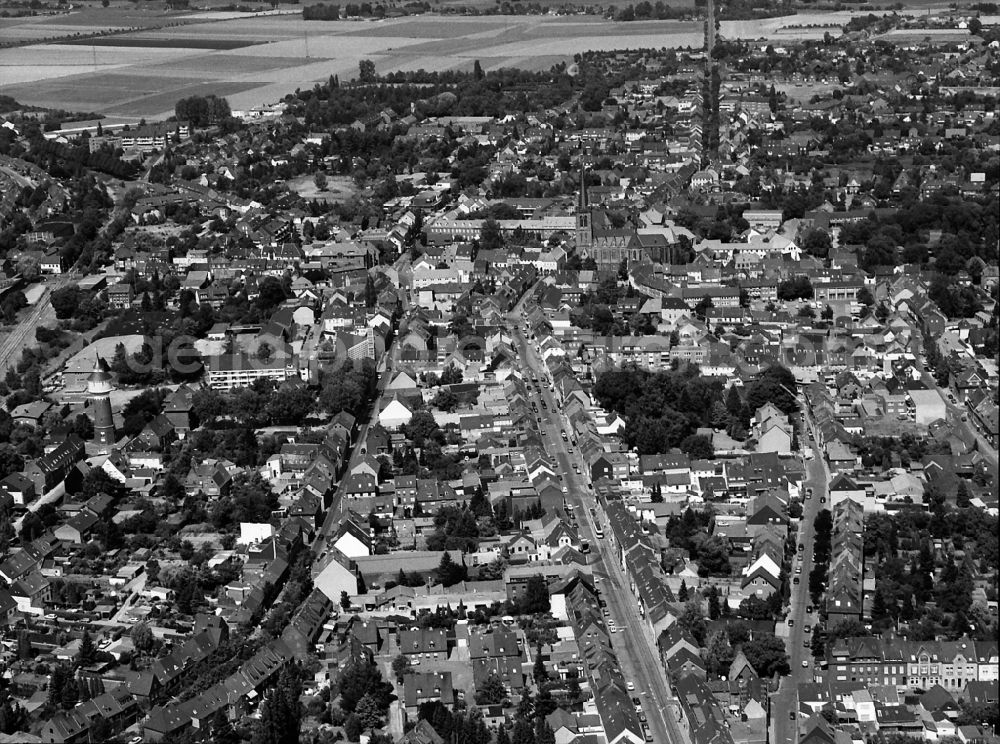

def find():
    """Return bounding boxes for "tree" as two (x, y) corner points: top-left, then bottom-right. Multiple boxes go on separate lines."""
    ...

(533, 646), (548, 683)
(313, 172), (328, 191)
(344, 714), (362, 742)
(694, 294), (714, 319)
(436, 551), (466, 587)
(473, 59), (484, 80)
(521, 575), (550, 614)
(77, 629), (96, 666)
(776, 275), (813, 301)
(696, 536), (731, 576)
(480, 218), (503, 251)
(738, 595), (775, 621)
(16, 630), (31, 661)
(431, 389), (459, 412)
(677, 598), (707, 645)
(354, 693), (384, 733)
(0, 445), (23, 480)
(340, 591), (351, 611)
(802, 228), (832, 259)
(50, 286), (81, 319)
(742, 634), (790, 677)
(131, 622), (155, 653)
(391, 653), (410, 681)
(475, 672), (508, 705)
(678, 579), (689, 601)
(680, 434), (713, 460)
(650, 482), (663, 503)
(956, 480), (971, 508)
(511, 719), (535, 744)
(337, 659), (392, 713)
(744, 365), (798, 415)
(175, 94), (230, 126)
(704, 629), (735, 677)
(706, 586), (722, 620)
(358, 59), (376, 83)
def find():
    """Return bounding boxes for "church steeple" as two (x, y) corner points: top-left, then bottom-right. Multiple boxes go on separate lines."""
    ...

(576, 161), (592, 251)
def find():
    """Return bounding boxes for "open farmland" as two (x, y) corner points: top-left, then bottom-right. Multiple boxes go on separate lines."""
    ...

(719, 7), (975, 41)
(0, 12), (703, 119)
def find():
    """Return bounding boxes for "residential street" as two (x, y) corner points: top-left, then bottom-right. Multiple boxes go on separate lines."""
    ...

(314, 336), (399, 555)
(770, 404), (830, 744)
(510, 309), (687, 744)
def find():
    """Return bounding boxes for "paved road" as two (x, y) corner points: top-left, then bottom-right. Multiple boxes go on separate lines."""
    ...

(771, 404), (830, 744)
(313, 337), (399, 557)
(510, 309), (686, 744)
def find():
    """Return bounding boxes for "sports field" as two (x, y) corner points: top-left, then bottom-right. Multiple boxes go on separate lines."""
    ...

(0, 12), (703, 119)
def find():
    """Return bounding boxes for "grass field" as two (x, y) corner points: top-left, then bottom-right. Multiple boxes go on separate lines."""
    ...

(288, 174), (357, 202)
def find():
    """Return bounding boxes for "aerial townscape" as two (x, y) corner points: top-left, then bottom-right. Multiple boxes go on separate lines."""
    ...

(0, 0), (997, 743)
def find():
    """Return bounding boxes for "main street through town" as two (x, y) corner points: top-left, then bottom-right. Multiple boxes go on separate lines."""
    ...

(509, 304), (688, 744)
(770, 401), (830, 744)
(313, 334), (400, 558)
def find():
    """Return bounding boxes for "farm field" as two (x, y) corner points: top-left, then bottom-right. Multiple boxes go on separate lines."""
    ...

(0, 12), (704, 119)
(720, 7), (974, 40)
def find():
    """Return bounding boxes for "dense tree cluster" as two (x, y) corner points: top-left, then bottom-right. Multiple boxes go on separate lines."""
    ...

(593, 363), (725, 455)
(864, 505), (997, 642)
(417, 702), (492, 744)
(174, 94), (232, 127)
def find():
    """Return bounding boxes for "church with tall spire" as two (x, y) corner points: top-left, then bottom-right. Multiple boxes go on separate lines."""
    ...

(574, 162), (650, 270)
(575, 162), (592, 251)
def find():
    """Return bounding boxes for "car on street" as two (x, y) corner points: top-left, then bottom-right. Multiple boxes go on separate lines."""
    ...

(798, 543), (804, 552)
(819, 496), (826, 504)
(788, 619), (794, 627)
(801, 660), (809, 668)
(626, 681), (635, 691)
(789, 711), (796, 720)
(806, 605), (813, 613)
(795, 565), (801, 575)
(793, 577), (800, 585)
